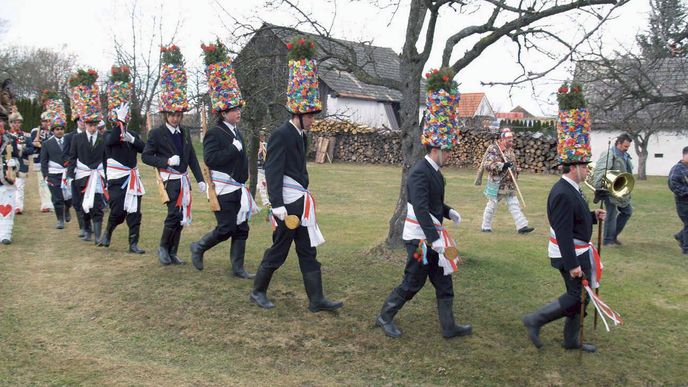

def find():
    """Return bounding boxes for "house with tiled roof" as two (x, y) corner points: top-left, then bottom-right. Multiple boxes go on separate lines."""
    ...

(576, 57), (688, 176)
(457, 92), (495, 118)
(235, 23), (404, 130)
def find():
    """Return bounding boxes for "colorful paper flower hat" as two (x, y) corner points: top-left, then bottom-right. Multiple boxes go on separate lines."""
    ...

(159, 44), (189, 113)
(286, 36), (321, 114)
(201, 39), (243, 113)
(107, 65), (132, 123)
(421, 67), (460, 150)
(556, 80), (591, 165)
(40, 90), (67, 128)
(69, 69), (102, 123)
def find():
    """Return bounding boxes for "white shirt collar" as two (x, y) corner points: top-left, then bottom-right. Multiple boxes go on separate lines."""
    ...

(289, 120), (303, 136)
(223, 121), (236, 135)
(424, 155), (440, 171)
(76, 128), (84, 134)
(166, 123), (180, 134)
(87, 131), (98, 141)
(562, 175), (580, 191)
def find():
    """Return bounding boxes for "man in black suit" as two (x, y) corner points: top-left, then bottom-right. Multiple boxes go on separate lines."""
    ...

(67, 118), (107, 244)
(142, 111), (206, 265)
(522, 162), (606, 352)
(63, 117), (86, 238)
(97, 104), (146, 253)
(40, 123), (72, 229)
(375, 145), (472, 339)
(190, 105), (257, 278)
(249, 112), (342, 312)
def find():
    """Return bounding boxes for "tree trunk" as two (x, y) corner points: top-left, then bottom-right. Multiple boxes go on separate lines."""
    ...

(384, 60), (425, 248)
(637, 148), (648, 180)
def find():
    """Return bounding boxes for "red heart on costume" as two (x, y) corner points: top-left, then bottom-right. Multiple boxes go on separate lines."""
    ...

(0, 204), (13, 217)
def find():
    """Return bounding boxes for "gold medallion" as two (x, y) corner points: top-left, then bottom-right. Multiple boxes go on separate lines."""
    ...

(445, 246), (459, 260)
(285, 215), (301, 229)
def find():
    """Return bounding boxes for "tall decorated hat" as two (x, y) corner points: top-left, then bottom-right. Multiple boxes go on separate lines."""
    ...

(159, 44), (189, 113)
(69, 69), (102, 123)
(107, 65), (132, 123)
(41, 90), (67, 128)
(201, 39), (243, 113)
(556, 81), (591, 164)
(421, 67), (460, 150)
(285, 36), (321, 114)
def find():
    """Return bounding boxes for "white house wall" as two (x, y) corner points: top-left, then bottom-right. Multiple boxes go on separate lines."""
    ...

(326, 95), (394, 128)
(590, 130), (688, 176)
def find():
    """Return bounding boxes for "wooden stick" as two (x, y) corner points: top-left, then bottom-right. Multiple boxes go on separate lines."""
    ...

(4, 143), (16, 184)
(594, 201), (604, 330)
(579, 273), (587, 357)
(495, 141), (526, 208)
(199, 105), (221, 212)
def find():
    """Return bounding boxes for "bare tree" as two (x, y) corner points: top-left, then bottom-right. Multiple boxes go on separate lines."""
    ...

(220, 0), (627, 247)
(111, 0), (182, 133)
(0, 45), (77, 100)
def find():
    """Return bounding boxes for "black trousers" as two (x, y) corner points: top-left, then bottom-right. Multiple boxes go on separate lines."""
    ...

(258, 197), (320, 273)
(47, 174), (72, 214)
(163, 179), (183, 230)
(73, 177), (104, 224)
(557, 264), (592, 317)
(390, 243), (454, 301)
(211, 191), (249, 242)
(106, 176), (142, 233)
(71, 179), (83, 218)
(676, 200), (688, 252)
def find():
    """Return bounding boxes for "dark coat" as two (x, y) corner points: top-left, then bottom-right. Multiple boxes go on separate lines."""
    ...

(40, 136), (68, 178)
(67, 131), (106, 180)
(406, 157), (453, 243)
(264, 121), (309, 208)
(203, 122), (248, 183)
(104, 125), (145, 168)
(547, 178), (598, 271)
(141, 124), (203, 183)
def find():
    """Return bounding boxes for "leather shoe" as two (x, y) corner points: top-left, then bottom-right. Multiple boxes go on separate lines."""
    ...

(518, 226), (535, 234)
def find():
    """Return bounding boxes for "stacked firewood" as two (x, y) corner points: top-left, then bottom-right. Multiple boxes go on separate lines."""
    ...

(309, 120), (559, 173)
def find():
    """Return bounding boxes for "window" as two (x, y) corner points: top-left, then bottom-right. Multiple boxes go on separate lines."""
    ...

(654, 153), (663, 158)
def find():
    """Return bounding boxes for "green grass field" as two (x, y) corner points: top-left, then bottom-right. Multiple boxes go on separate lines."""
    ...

(1, 162), (686, 385)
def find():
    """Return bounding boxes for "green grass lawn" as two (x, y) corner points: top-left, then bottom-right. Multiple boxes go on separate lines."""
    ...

(1, 162), (686, 385)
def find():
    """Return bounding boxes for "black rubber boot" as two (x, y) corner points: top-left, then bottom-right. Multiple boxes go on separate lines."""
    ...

(158, 227), (174, 265)
(375, 289), (407, 338)
(64, 203), (72, 222)
(562, 314), (597, 353)
(302, 270), (343, 313)
(250, 265), (276, 309)
(169, 228), (185, 265)
(55, 205), (65, 229)
(522, 300), (568, 348)
(93, 221), (103, 246)
(128, 228), (145, 254)
(81, 218), (92, 242)
(97, 224), (114, 247)
(437, 298), (472, 338)
(190, 231), (222, 271)
(76, 211), (85, 238)
(230, 239), (254, 279)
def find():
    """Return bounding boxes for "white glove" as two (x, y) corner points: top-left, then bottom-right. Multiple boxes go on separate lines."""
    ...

(17, 144), (25, 152)
(271, 206), (287, 221)
(232, 138), (243, 152)
(431, 238), (445, 255)
(122, 131), (135, 144)
(449, 209), (462, 225)
(114, 102), (129, 122)
(198, 181), (207, 193)
(167, 155), (180, 166)
(6, 159), (17, 167)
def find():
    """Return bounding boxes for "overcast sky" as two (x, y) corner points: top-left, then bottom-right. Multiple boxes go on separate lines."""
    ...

(2, 0), (650, 116)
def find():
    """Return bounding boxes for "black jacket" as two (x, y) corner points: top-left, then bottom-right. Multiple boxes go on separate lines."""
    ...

(104, 125), (145, 169)
(67, 131), (107, 179)
(406, 157), (452, 243)
(40, 136), (68, 178)
(264, 121), (309, 208)
(547, 178), (598, 271)
(203, 122), (248, 183)
(668, 161), (688, 202)
(141, 124), (204, 183)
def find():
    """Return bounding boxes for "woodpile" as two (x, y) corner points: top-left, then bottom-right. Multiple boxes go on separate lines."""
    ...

(309, 120), (559, 173)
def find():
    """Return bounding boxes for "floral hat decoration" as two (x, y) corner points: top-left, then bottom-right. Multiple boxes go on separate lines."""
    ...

(201, 38), (244, 113)
(421, 67), (460, 150)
